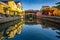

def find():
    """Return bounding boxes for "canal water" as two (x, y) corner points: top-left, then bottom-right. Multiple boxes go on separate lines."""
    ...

(2, 19), (60, 40)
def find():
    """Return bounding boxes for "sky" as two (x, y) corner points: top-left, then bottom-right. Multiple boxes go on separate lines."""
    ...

(14, 0), (60, 10)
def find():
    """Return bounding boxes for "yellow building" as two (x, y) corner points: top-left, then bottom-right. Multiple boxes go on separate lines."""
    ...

(50, 6), (58, 16)
(16, 2), (25, 18)
(41, 6), (50, 15)
(0, 0), (18, 16)
(7, 0), (18, 16)
(41, 6), (60, 16)
(41, 6), (50, 10)
(17, 2), (23, 12)
(50, 6), (60, 16)
(0, 0), (24, 17)
(57, 9), (60, 16)
(0, 1), (9, 14)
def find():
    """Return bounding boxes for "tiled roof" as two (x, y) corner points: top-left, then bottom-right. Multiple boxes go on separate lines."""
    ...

(0, 1), (9, 7)
(0, 0), (9, 1)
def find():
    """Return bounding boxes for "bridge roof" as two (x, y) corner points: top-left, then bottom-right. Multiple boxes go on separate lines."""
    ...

(25, 10), (40, 13)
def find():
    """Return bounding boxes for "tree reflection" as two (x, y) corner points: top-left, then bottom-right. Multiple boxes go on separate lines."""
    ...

(41, 19), (60, 39)
(56, 31), (60, 38)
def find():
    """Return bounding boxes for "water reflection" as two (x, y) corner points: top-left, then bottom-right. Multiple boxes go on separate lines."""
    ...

(0, 19), (24, 40)
(24, 18), (60, 39)
(41, 19), (60, 30)
(0, 18), (60, 40)
(25, 18), (42, 25)
(41, 19), (60, 39)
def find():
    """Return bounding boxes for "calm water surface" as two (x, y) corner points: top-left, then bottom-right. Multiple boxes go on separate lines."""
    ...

(14, 24), (59, 40)
(4, 19), (60, 40)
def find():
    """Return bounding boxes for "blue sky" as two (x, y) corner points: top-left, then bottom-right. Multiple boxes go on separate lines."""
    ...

(14, 0), (60, 10)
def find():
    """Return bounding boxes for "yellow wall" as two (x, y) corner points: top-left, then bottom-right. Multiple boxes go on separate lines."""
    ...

(50, 7), (60, 16)
(57, 10), (60, 16)
(0, 1), (24, 16)
(0, 4), (5, 14)
(8, 1), (17, 11)
(17, 2), (23, 16)
(0, 2), (9, 14)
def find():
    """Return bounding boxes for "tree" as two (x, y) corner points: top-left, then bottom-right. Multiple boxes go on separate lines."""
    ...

(56, 2), (60, 9)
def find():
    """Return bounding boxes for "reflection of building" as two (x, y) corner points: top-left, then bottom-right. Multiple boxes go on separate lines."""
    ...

(0, 20), (23, 39)
(25, 18), (42, 25)
(4, 21), (23, 38)
(35, 19), (42, 24)
(0, 32), (4, 40)
(41, 20), (60, 30)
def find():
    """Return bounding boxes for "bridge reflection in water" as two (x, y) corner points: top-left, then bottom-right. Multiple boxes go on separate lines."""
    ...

(0, 18), (60, 40)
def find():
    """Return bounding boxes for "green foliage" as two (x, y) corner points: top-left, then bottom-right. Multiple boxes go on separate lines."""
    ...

(56, 2), (60, 5)
(42, 10), (45, 15)
(56, 2), (60, 9)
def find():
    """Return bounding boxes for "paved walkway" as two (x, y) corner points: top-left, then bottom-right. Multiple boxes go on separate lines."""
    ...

(42, 15), (60, 23)
(0, 17), (20, 24)
(42, 15), (60, 19)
